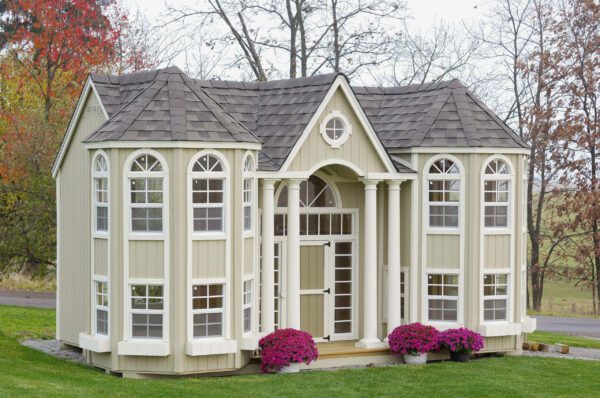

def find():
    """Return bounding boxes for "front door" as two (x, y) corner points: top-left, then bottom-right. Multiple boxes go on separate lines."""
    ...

(299, 243), (328, 340)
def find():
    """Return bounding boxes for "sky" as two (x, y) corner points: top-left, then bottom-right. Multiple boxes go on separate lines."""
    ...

(126, 0), (487, 30)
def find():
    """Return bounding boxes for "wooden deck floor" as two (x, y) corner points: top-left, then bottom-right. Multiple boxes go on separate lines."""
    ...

(317, 340), (390, 359)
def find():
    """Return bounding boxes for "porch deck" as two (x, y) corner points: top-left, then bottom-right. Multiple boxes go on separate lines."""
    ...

(317, 340), (390, 359)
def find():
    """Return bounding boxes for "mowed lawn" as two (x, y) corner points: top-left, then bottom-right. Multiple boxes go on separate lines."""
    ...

(2, 306), (600, 398)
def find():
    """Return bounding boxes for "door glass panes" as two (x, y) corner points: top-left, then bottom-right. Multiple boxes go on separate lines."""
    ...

(334, 242), (353, 334)
(275, 213), (353, 236)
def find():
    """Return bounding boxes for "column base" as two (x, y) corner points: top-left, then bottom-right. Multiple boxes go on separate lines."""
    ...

(356, 338), (386, 349)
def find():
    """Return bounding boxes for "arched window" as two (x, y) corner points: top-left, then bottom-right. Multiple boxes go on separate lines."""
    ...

(93, 153), (109, 233)
(277, 175), (338, 208)
(427, 158), (460, 228)
(191, 153), (226, 233)
(243, 155), (254, 231)
(128, 153), (165, 232)
(483, 159), (511, 228)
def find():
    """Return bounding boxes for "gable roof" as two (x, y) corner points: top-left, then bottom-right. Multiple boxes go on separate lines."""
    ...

(77, 67), (527, 173)
(86, 67), (260, 144)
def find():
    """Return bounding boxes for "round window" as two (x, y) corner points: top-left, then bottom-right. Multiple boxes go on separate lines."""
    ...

(325, 117), (345, 141)
(321, 112), (351, 148)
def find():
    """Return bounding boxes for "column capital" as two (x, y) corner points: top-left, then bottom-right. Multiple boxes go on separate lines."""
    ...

(386, 179), (405, 191)
(361, 178), (381, 189)
(261, 178), (279, 190)
(286, 178), (305, 188)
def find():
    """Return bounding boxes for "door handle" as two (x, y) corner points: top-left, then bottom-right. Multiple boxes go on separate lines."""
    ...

(323, 288), (331, 294)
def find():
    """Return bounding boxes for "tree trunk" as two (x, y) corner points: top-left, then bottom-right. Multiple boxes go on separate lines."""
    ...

(286, 0), (297, 78)
(331, 0), (340, 73)
(296, 0), (307, 77)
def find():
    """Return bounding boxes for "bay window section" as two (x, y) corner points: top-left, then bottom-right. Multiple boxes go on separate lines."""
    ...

(483, 273), (508, 321)
(192, 283), (224, 338)
(427, 274), (458, 322)
(483, 159), (511, 228)
(130, 285), (164, 339)
(191, 154), (225, 233)
(427, 159), (460, 228)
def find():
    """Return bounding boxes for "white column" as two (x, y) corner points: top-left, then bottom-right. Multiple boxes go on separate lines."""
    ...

(358, 179), (384, 348)
(286, 179), (302, 329)
(260, 179), (277, 334)
(387, 181), (402, 335)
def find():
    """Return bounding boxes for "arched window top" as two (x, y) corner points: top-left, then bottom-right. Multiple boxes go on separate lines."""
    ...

(429, 158), (460, 175)
(243, 155), (254, 173)
(130, 154), (163, 172)
(277, 175), (338, 208)
(193, 154), (223, 173)
(485, 159), (510, 175)
(94, 154), (108, 173)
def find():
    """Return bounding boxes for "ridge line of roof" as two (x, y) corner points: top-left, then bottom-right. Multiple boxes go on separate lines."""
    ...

(415, 90), (453, 147)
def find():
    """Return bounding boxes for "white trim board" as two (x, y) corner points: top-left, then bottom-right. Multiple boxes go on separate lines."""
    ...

(391, 147), (530, 155)
(84, 141), (262, 150)
(279, 75), (396, 174)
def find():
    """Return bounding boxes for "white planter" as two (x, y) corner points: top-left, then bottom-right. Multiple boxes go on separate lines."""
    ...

(403, 353), (428, 365)
(278, 362), (303, 374)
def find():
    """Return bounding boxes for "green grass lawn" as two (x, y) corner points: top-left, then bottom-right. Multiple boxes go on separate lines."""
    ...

(529, 278), (597, 318)
(527, 331), (600, 349)
(2, 306), (600, 397)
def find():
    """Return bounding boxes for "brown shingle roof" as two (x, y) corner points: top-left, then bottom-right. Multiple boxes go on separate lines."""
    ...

(88, 67), (526, 172)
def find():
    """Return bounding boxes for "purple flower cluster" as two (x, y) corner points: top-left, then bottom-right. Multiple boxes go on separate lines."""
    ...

(439, 328), (484, 354)
(259, 328), (319, 373)
(387, 323), (440, 356)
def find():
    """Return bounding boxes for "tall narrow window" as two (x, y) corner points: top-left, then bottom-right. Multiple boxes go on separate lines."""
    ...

(483, 273), (508, 321)
(400, 272), (406, 321)
(93, 153), (109, 233)
(191, 154), (225, 233)
(483, 159), (511, 228)
(95, 280), (108, 335)
(427, 274), (458, 322)
(243, 156), (254, 231)
(129, 154), (164, 233)
(130, 285), (164, 339)
(243, 279), (253, 333)
(192, 284), (224, 338)
(427, 159), (460, 228)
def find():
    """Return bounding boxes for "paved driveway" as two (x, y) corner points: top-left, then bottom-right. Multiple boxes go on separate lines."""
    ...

(534, 315), (600, 338)
(0, 289), (56, 309)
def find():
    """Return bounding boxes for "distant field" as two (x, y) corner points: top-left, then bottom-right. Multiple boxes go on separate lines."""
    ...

(530, 278), (597, 318)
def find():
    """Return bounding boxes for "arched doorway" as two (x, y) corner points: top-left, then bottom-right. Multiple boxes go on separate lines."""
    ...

(274, 174), (357, 341)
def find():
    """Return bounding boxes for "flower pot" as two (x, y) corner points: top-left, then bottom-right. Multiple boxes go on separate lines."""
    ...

(449, 351), (470, 362)
(403, 353), (428, 365)
(278, 362), (303, 374)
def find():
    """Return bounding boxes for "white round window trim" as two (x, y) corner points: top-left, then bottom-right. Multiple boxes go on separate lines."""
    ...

(320, 111), (352, 148)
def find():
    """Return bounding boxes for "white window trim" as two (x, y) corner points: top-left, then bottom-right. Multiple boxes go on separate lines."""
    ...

(479, 155), (515, 325)
(125, 152), (168, 238)
(242, 152), (256, 237)
(319, 110), (352, 148)
(243, 275), (254, 335)
(128, 282), (166, 340)
(93, 277), (109, 336)
(424, 271), (461, 326)
(121, 149), (170, 351)
(423, 156), (464, 233)
(189, 278), (228, 341)
(188, 151), (229, 239)
(481, 271), (510, 324)
(92, 152), (110, 238)
(482, 157), (513, 233)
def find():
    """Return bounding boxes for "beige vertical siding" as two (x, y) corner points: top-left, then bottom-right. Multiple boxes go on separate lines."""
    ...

(129, 241), (164, 279)
(94, 238), (108, 276)
(426, 235), (460, 268)
(482, 336), (517, 352)
(244, 237), (254, 275)
(300, 295), (325, 337)
(191, 240), (226, 279)
(58, 91), (107, 344)
(288, 88), (388, 174)
(484, 235), (511, 268)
